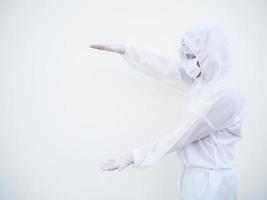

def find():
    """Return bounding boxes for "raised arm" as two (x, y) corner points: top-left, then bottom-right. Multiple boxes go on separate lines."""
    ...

(90, 44), (191, 91)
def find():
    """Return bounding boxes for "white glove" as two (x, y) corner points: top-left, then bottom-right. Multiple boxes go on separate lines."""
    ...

(90, 44), (125, 54)
(100, 153), (134, 172)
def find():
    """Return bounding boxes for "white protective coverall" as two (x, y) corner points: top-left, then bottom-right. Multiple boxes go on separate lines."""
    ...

(120, 26), (247, 200)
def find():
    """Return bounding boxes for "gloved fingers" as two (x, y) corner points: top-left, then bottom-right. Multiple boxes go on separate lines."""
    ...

(89, 44), (125, 54)
(100, 163), (118, 171)
(100, 159), (119, 171)
(89, 44), (108, 51)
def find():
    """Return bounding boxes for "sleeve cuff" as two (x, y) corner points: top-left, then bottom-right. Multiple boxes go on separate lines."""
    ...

(132, 148), (147, 170)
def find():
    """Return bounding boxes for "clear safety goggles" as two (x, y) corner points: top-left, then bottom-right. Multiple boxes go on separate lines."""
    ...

(179, 44), (196, 60)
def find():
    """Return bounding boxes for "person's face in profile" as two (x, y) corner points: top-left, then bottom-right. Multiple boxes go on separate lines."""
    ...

(185, 53), (201, 78)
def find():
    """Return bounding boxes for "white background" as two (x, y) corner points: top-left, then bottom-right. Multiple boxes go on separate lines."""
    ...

(0, 0), (267, 199)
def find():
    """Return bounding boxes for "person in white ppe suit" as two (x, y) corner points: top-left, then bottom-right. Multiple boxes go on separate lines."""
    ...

(90, 26), (247, 200)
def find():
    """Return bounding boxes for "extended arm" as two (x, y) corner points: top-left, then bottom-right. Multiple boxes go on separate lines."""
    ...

(99, 95), (238, 172)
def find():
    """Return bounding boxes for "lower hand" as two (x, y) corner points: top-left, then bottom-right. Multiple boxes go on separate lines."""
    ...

(100, 153), (133, 172)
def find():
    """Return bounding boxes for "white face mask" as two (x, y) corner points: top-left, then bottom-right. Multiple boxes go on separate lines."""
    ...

(180, 58), (201, 79)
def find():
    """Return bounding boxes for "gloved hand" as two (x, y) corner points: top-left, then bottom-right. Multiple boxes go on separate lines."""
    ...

(89, 44), (125, 54)
(100, 152), (134, 172)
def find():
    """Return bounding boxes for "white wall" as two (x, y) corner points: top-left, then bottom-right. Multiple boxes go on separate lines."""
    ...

(0, 0), (267, 199)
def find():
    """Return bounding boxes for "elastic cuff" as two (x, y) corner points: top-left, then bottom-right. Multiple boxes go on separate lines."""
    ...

(132, 148), (147, 170)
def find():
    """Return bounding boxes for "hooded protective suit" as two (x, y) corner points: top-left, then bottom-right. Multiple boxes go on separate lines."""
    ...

(120, 26), (247, 200)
